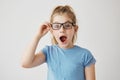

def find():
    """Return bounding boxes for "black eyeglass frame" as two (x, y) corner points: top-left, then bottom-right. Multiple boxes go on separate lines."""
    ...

(51, 21), (75, 30)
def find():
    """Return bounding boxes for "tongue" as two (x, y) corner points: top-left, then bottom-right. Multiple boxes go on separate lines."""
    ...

(60, 36), (67, 42)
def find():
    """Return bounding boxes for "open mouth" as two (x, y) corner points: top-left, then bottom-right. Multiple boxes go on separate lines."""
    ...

(59, 36), (67, 42)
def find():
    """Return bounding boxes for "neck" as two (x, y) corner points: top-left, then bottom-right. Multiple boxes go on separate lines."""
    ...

(58, 42), (74, 49)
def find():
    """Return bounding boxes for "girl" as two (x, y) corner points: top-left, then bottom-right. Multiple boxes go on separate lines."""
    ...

(21, 5), (96, 80)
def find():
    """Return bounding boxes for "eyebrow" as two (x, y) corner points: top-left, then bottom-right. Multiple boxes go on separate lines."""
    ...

(52, 21), (73, 24)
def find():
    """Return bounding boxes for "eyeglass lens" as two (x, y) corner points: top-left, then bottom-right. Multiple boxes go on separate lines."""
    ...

(52, 22), (73, 30)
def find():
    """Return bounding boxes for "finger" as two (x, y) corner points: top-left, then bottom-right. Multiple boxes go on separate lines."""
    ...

(44, 22), (51, 30)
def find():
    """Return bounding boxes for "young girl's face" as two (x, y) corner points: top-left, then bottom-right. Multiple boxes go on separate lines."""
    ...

(51, 14), (78, 49)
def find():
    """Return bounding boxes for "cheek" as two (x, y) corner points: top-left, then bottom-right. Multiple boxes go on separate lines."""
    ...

(67, 30), (75, 39)
(52, 31), (59, 38)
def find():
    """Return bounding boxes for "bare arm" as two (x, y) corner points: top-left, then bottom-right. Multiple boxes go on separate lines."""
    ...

(21, 22), (50, 68)
(85, 64), (96, 80)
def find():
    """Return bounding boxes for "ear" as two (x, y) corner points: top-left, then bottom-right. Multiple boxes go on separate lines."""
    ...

(74, 25), (78, 32)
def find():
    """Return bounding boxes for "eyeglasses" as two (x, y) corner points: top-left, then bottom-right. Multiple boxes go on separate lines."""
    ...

(51, 21), (75, 30)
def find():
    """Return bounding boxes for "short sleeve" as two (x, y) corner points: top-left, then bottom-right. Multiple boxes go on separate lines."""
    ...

(83, 50), (96, 67)
(41, 46), (48, 62)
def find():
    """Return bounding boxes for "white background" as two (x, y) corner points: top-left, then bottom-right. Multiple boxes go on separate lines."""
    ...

(0, 0), (120, 80)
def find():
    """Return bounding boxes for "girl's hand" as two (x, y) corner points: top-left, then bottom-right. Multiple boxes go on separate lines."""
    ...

(36, 22), (51, 38)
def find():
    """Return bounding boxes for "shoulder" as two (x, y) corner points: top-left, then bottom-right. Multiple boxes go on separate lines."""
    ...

(75, 45), (96, 66)
(41, 45), (58, 61)
(75, 45), (92, 54)
(42, 45), (57, 50)
(74, 45), (95, 60)
(41, 45), (57, 53)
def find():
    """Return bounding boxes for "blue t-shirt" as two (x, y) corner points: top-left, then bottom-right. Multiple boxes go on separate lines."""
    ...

(42, 45), (96, 80)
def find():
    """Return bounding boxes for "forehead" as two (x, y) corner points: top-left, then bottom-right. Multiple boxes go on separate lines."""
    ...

(52, 14), (72, 23)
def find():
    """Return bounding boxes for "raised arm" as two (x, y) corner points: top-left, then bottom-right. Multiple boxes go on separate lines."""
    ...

(21, 22), (50, 68)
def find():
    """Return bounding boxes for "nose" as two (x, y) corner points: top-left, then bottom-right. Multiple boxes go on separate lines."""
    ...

(59, 25), (65, 33)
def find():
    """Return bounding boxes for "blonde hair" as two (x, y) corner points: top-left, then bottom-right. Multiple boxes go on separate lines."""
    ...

(50, 5), (77, 45)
